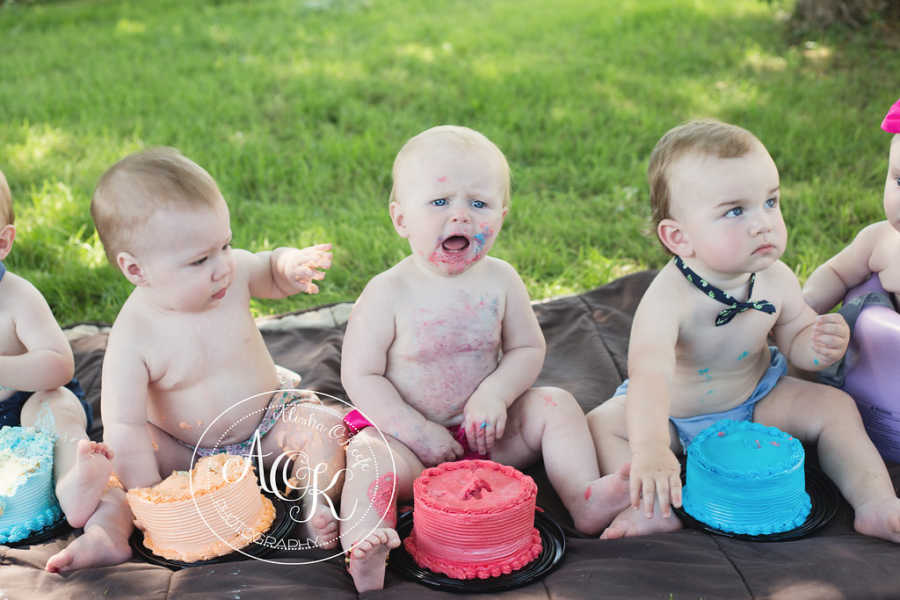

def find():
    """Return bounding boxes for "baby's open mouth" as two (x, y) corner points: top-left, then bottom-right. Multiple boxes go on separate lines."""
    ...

(441, 235), (470, 252)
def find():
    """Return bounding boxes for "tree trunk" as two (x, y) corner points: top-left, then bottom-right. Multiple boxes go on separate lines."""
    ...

(791, 0), (889, 29)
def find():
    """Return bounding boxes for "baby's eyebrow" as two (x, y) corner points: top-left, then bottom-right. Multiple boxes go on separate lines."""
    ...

(713, 199), (742, 209)
(768, 186), (780, 195)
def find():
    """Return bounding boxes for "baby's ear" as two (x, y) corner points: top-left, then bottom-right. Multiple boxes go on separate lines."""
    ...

(657, 218), (692, 257)
(116, 251), (148, 286)
(389, 201), (409, 238)
(0, 225), (15, 260)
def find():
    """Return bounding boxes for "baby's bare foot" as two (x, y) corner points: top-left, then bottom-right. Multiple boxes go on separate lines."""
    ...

(304, 502), (339, 549)
(56, 440), (114, 528)
(854, 496), (900, 543)
(346, 528), (401, 593)
(45, 525), (131, 573)
(571, 463), (631, 535)
(600, 504), (682, 540)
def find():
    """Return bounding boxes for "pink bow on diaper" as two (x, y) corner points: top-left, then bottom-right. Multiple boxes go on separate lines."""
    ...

(881, 97), (900, 133)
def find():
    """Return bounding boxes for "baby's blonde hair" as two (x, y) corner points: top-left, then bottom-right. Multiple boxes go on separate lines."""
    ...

(91, 147), (222, 264)
(0, 171), (13, 227)
(389, 125), (511, 208)
(648, 119), (759, 252)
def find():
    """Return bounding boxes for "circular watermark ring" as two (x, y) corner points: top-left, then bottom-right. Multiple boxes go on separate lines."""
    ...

(187, 388), (396, 565)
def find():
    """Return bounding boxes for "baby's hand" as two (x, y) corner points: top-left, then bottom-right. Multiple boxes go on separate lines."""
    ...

(811, 313), (850, 368)
(629, 445), (682, 518)
(463, 393), (507, 456)
(412, 421), (464, 467)
(279, 243), (332, 294)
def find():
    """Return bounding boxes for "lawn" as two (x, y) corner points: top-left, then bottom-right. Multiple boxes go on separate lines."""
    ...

(1, 0), (898, 325)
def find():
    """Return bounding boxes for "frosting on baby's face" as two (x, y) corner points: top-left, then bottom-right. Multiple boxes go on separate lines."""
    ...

(390, 136), (508, 277)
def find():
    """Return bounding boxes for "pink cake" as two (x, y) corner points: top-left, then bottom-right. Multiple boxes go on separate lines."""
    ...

(404, 460), (542, 580)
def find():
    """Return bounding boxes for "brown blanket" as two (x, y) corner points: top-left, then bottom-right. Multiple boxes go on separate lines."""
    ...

(2, 271), (898, 599)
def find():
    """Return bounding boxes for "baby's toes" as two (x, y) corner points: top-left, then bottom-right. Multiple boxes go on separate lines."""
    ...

(385, 529), (401, 548)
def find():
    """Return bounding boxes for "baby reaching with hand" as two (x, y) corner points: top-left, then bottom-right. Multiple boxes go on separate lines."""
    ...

(46, 147), (347, 572)
(804, 97), (900, 318)
(338, 125), (626, 592)
(586, 119), (900, 543)
(0, 170), (113, 555)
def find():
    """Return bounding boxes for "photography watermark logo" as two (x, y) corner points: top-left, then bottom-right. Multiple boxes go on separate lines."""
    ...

(187, 387), (396, 565)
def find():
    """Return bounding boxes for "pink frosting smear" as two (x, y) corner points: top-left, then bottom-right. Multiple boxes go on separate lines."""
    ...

(881, 97), (900, 134)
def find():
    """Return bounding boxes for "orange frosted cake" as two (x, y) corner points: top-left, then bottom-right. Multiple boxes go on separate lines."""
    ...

(404, 459), (542, 580)
(126, 454), (275, 562)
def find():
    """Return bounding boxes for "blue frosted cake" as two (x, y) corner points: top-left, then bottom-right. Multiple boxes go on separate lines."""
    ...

(682, 420), (811, 535)
(0, 426), (61, 543)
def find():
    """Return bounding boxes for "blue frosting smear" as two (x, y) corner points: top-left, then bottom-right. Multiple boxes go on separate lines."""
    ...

(682, 419), (811, 535)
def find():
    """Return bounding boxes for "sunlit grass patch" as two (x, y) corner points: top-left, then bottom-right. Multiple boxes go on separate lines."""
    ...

(0, 0), (898, 324)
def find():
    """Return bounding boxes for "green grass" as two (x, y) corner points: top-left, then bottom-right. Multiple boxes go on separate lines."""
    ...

(1, 0), (898, 325)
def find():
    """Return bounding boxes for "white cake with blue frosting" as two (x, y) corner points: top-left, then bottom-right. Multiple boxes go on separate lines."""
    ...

(0, 426), (61, 543)
(682, 420), (811, 535)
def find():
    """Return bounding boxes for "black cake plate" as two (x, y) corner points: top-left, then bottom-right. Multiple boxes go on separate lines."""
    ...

(129, 492), (295, 569)
(6, 509), (71, 547)
(390, 507), (565, 592)
(673, 465), (841, 542)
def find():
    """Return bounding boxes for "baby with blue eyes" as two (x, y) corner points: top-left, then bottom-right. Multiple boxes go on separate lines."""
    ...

(587, 119), (900, 544)
(804, 97), (900, 315)
(338, 125), (621, 592)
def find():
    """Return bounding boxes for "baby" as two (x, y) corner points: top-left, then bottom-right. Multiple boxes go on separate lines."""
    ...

(46, 147), (346, 572)
(586, 119), (900, 542)
(804, 97), (900, 316)
(0, 170), (115, 560)
(338, 125), (626, 592)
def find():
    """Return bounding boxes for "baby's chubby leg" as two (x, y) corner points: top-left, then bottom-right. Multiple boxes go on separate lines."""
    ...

(586, 395), (682, 538)
(45, 486), (132, 573)
(340, 429), (416, 593)
(492, 387), (630, 535)
(20, 388), (112, 529)
(755, 376), (900, 543)
(262, 399), (347, 550)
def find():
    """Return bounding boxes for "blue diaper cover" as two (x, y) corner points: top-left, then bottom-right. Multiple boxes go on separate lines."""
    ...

(612, 346), (787, 450)
(0, 379), (92, 429)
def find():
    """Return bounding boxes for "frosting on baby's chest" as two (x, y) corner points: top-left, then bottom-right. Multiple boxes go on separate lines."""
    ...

(396, 293), (503, 363)
(676, 280), (780, 371)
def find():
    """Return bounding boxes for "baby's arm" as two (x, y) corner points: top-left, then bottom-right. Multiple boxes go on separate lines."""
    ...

(100, 327), (161, 489)
(0, 276), (73, 391)
(774, 262), (849, 371)
(624, 274), (683, 517)
(341, 277), (463, 466)
(803, 224), (880, 314)
(244, 243), (332, 298)
(462, 262), (545, 455)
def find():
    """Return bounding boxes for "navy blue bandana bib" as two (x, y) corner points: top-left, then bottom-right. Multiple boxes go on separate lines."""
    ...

(673, 256), (776, 326)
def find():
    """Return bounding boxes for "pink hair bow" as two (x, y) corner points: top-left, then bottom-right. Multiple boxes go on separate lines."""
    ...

(881, 97), (900, 133)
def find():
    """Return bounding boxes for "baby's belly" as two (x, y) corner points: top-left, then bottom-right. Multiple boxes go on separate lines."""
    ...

(668, 356), (770, 419)
(387, 353), (497, 425)
(147, 373), (279, 448)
